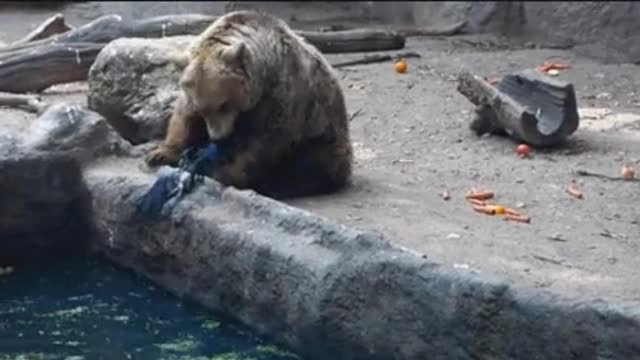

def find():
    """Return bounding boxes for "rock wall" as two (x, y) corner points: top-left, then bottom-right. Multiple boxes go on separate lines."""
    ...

(229, 1), (640, 64)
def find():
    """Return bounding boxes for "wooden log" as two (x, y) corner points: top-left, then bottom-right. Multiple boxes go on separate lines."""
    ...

(0, 13), (407, 93)
(0, 14), (218, 93)
(0, 43), (105, 93)
(393, 20), (467, 37)
(0, 14), (218, 58)
(296, 28), (405, 54)
(457, 69), (580, 147)
(0, 92), (49, 114)
(320, 20), (467, 37)
(12, 13), (72, 45)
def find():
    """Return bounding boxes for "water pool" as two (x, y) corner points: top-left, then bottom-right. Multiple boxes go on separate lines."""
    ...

(0, 257), (302, 360)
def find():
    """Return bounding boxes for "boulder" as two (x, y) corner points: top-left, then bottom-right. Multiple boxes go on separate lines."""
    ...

(21, 102), (127, 164)
(0, 102), (131, 267)
(87, 36), (194, 145)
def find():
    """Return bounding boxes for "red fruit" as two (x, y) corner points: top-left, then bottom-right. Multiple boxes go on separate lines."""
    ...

(516, 144), (531, 158)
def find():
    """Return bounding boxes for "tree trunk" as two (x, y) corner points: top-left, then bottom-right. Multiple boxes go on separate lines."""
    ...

(0, 14), (407, 93)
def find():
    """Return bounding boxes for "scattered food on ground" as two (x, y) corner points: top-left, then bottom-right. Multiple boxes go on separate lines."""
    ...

(505, 213), (531, 224)
(566, 185), (584, 199)
(394, 59), (408, 74)
(547, 69), (560, 76)
(465, 189), (495, 201)
(621, 165), (635, 180)
(465, 189), (530, 224)
(536, 61), (570, 74)
(516, 144), (531, 158)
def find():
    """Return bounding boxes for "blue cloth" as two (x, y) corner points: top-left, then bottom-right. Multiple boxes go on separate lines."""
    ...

(136, 143), (219, 218)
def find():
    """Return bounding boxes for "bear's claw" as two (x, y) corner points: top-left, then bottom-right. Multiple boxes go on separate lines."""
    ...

(145, 147), (180, 167)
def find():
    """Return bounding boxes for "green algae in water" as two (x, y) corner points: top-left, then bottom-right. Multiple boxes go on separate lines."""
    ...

(0, 258), (301, 360)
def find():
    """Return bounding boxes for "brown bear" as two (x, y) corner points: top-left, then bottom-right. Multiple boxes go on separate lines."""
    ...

(145, 10), (353, 200)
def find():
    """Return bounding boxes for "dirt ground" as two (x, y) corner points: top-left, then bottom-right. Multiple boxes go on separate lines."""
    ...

(1, 3), (639, 305)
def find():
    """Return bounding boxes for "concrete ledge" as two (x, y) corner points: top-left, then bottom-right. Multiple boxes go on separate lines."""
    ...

(84, 159), (640, 360)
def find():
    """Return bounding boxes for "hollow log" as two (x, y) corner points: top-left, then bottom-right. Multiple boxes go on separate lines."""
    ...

(457, 70), (580, 147)
(0, 13), (407, 93)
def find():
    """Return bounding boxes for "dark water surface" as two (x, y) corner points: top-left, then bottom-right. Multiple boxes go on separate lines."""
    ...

(0, 257), (301, 360)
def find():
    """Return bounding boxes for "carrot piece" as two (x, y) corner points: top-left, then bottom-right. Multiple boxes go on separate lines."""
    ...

(504, 207), (521, 216)
(467, 198), (487, 206)
(566, 186), (583, 199)
(466, 191), (495, 201)
(505, 213), (531, 224)
(472, 204), (496, 215)
(537, 61), (570, 73)
(486, 205), (506, 215)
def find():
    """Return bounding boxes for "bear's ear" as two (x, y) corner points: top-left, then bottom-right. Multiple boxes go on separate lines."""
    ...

(222, 42), (247, 67)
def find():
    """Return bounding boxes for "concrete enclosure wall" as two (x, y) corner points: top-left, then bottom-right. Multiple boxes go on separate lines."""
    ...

(231, 1), (640, 64)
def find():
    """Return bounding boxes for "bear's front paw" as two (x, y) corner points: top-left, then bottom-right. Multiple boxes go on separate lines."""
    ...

(145, 147), (180, 167)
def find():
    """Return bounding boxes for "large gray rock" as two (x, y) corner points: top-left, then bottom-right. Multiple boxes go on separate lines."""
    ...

(0, 103), (130, 267)
(21, 102), (126, 163)
(87, 36), (194, 145)
(84, 157), (640, 360)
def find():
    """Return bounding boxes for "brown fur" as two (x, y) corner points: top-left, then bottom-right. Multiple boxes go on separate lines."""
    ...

(145, 10), (353, 199)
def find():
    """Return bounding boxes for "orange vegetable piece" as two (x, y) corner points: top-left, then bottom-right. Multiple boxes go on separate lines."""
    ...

(394, 60), (408, 74)
(486, 205), (506, 215)
(471, 204), (496, 215)
(465, 191), (495, 201)
(566, 186), (583, 199)
(505, 213), (531, 224)
(468, 198), (487, 206)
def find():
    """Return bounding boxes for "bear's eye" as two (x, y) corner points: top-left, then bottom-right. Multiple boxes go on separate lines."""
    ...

(219, 102), (229, 113)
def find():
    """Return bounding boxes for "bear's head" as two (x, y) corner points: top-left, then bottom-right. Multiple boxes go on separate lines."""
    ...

(180, 41), (253, 141)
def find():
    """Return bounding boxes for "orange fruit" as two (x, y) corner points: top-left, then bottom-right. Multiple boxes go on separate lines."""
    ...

(394, 60), (407, 74)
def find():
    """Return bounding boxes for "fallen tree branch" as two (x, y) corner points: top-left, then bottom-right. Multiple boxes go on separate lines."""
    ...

(0, 42), (106, 94)
(574, 169), (640, 183)
(320, 20), (467, 37)
(0, 14), (217, 93)
(12, 13), (72, 45)
(331, 51), (420, 68)
(393, 20), (468, 37)
(0, 14), (407, 93)
(296, 28), (405, 54)
(0, 92), (50, 114)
